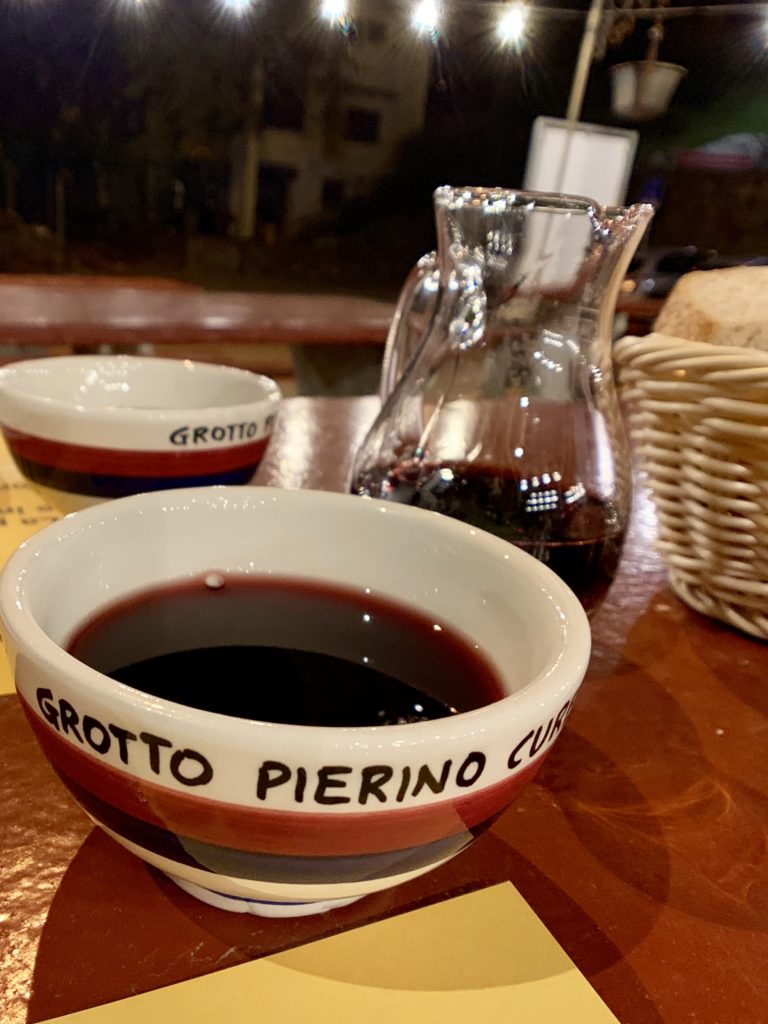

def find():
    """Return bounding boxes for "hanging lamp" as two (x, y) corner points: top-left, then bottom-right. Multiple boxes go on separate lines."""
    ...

(609, 0), (687, 122)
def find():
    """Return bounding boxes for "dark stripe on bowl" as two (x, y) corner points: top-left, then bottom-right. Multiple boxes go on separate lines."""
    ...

(10, 453), (259, 497)
(2, 427), (268, 477)
(22, 704), (543, 856)
(203, 892), (316, 906)
(60, 770), (480, 884)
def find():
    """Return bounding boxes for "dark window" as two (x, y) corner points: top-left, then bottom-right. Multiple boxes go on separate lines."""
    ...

(257, 164), (295, 226)
(263, 62), (305, 132)
(322, 179), (345, 211)
(345, 107), (380, 144)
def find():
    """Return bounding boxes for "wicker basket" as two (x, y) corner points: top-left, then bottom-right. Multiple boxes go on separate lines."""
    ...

(614, 331), (768, 640)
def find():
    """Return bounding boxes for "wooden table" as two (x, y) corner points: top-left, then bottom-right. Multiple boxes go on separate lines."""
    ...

(0, 276), (658, 350)
(0, 282), (393, 351)
(0, 279), (394, 394)
(2, 397), (767, 1024)
(0, 276), (659, 398)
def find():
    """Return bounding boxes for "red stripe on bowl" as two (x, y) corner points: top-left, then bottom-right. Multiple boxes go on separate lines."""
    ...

(22, 701), (544, 857)
(3, 428), (268, 477)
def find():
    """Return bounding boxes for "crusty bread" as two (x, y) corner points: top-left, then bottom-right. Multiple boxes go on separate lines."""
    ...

(655, 266), (768, 350)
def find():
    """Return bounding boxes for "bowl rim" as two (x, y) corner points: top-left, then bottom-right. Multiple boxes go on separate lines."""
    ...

(0, 486), (591, 743)
(0, 355), (281, 428)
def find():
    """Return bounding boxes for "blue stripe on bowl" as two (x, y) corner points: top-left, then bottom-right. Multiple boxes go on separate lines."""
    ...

(206, 891), (319, 906)
(12, 454), (257, 497)
(60, 771), (482, 885)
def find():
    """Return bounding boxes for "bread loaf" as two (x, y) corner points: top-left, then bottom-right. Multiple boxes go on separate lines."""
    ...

(654, 266), (768, 350)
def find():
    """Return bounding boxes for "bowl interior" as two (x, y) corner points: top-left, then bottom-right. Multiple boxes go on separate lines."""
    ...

(0, 356), (272, 413)
(5, 488), (585, 708)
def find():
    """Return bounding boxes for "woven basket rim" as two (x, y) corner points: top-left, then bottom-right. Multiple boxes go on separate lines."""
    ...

(615, 332), (768, 375)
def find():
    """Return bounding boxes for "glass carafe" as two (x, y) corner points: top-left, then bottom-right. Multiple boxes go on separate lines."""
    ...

(350, 186), (653, 614)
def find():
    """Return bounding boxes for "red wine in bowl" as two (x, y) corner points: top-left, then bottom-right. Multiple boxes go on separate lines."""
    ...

(67, 575), (506, 727)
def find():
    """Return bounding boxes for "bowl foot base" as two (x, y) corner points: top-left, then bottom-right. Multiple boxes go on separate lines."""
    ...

(168, 875), (362, 917)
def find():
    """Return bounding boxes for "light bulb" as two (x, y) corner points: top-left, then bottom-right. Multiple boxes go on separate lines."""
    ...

(411, 0), (440, 37)
(497, 3), (527, 46)
(321, 0), (348, 23)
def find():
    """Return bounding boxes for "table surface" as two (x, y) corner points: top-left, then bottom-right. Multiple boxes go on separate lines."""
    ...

(2, 396), (767, 1024)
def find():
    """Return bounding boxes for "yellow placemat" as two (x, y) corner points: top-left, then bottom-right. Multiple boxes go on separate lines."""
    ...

(0, 442), (60, 695)
(40, 883), (620, 1023)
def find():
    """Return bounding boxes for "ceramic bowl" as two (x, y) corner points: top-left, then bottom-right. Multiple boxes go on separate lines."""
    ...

(0, 487), (590, 917)
(0, 355), (280, 512)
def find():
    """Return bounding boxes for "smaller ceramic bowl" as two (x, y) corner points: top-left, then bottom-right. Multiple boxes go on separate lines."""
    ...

(0, 355), (280, 513)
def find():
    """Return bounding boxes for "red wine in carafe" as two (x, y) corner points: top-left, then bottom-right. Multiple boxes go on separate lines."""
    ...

(358, 462), (625, 613)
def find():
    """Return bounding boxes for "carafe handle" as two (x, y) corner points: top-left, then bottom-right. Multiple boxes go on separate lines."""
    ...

(379, 251), (439, 402)
(350, 258), (488, 492)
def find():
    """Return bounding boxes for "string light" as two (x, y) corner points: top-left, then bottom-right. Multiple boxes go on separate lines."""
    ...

(115, 0), (156, 18)
(3, 1), (767, 21)
(320, 0), (348, 24)
(218, 0), (255, 15)
(5, 0), (768, 58)
(411, 0), (440, 38)
(497, 3), (528, 47)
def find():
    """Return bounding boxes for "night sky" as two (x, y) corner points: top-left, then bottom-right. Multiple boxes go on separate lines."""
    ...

(1, 1), (766, 245)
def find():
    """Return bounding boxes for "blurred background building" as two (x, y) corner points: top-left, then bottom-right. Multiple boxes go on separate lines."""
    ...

(1, 0), (767, 291)
(229, 3), (431, 242)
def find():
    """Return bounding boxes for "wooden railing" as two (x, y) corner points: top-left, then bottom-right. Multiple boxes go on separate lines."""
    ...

(0, 275), (395, 395)
(0, 274), (660, 395)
